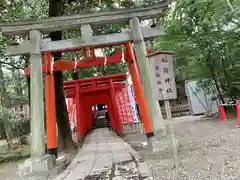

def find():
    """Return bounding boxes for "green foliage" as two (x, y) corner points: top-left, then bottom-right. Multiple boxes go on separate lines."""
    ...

(154, 0), (240, 101)
(61, 1), (134, 80)
(0, 0), (143, 145)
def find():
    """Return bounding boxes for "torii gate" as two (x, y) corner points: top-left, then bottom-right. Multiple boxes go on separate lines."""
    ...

(0, 2), (168, 162)
(64, 73), (127, 136)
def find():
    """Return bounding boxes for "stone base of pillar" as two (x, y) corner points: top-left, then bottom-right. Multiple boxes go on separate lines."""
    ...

(154, 128), (167, 137)
(18, 155), (56, 178)
(78, 135), (85, 144)
(153, 135), (179, 153)
(47, 148), (58, 158)
(141, 134), (181, 175)
(141, 134), (179, 153)
(72, 132), (78, 144)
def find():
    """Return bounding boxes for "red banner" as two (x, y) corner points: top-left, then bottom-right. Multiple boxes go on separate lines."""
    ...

(65, 98), (76, 124)
(116, 86), (134, 124)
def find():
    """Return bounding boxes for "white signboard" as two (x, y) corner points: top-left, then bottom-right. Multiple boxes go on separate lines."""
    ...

(149, 52), (177, 101)
(127, 85), (139, 123)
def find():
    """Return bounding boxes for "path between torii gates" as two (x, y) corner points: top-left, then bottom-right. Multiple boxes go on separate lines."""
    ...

(54, 128), (153, 180)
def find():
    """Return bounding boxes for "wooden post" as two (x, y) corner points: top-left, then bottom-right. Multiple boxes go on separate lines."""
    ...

(106, 102), (114, 131)
(79, 94), (87, 135)
(29, 30), (45, 157)
(164, 100), (180, 175)
(109, 80), (116, 131)
(84, 104), (91, 131)
(130, 17), (166, 135)
(125, 43), (153, 149)
(44, 52), (57, 157)
(110, 80), (123, 133)
(75, 83), (82, 137)
(94, 105), (97, 119)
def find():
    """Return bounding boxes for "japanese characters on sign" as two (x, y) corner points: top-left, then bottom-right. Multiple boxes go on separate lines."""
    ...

(116, 87), (135, 124)
(149, 52), (177, 101)
(127, 86), (139, 123)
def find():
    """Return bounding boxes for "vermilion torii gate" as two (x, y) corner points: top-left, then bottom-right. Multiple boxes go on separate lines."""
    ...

(63, 73), (127, 137)
(1, 2), (169, 161)
(43, 43), (154, 156)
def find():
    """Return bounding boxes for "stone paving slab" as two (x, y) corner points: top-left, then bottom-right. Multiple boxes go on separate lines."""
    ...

(53, 128), (153, 180)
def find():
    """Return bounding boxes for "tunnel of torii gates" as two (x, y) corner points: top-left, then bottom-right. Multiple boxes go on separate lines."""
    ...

(24, 42), (154, 156)
(64, 73), (127, 136)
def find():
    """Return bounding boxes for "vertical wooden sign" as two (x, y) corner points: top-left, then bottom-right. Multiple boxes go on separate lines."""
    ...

(148, 51), (177, 101)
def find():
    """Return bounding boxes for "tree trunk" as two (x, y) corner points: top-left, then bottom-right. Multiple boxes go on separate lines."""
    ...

(221, 55), (234, 100)
(203, 51), (225, 105)
(0, 63), (13, 149)
(24, 55), (31, 107)
(12, 70), (24, 98)
(208, 64), (225, 104)
(71, 72), (79, 80)
(49, 0), (77, 150)
(27, 75), (30, 106)
(71, 59), (79, 80)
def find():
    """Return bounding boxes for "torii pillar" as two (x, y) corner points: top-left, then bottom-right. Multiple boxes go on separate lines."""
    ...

(17, 30), (55, 178)
(130, 17), (166, 138)
(29, 30), (45, 157)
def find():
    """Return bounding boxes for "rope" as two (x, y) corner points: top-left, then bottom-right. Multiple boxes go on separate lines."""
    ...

(74, 58), (77, 72)
(221, 103), (235, 107)
(50, 57), (54, 73)
(126, 72), (132, 85)
(104, 56), (107, 68)
(121, 47), (125, 64)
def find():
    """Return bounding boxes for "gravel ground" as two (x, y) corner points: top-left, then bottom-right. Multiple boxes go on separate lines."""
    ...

(122, 117), (240, 180)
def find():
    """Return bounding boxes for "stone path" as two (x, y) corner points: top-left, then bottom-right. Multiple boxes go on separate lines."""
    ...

(54, 128), (152, 180)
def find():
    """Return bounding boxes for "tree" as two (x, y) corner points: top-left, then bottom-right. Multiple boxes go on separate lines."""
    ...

(0, 62), (14, 148)
(153, 0), (240, 103)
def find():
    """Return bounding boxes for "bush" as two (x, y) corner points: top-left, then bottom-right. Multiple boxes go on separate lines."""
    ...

(11, 120), (30, 138)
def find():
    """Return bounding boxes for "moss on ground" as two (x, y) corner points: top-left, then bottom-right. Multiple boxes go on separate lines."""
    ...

(0, 144), (30, 164)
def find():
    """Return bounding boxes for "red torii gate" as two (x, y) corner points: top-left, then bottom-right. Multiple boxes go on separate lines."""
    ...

(24, 49), (152, 75)
(63, 73), (127, 137)
(31, 42), (154, 156)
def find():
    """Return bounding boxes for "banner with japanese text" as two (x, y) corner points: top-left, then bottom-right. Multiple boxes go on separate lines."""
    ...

(65, 98), (76, 130)
(127, 85), (139, 123)
(116, 85), (135, 124)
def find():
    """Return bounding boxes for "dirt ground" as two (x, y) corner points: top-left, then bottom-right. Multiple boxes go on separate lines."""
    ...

(0, 144), (30, 180)
(122, 117), (240, 180)
(0, 160), (24, 180)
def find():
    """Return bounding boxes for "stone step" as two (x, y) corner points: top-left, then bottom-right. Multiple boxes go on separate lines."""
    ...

(92, 118), (108, 129)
